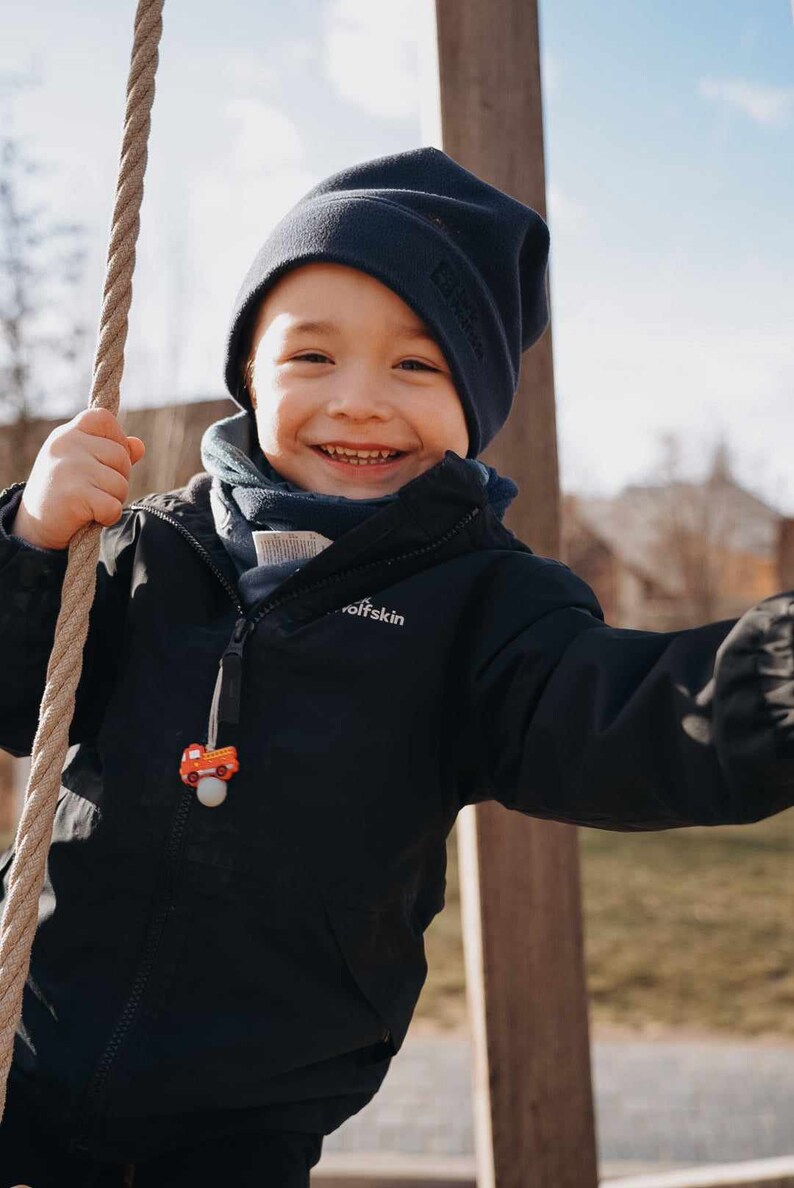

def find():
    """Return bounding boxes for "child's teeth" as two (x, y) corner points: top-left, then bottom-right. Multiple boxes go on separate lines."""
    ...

(320, 445), (398, 463)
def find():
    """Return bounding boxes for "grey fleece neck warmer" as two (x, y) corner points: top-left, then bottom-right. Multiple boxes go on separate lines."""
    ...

(200, 411), (517, 577)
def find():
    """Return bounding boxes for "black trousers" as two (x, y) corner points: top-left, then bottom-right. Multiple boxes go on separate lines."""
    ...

(0, 1076), (324, 1188)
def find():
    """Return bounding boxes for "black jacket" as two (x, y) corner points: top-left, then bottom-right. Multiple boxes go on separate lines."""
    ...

(0, 451), (792, 1161)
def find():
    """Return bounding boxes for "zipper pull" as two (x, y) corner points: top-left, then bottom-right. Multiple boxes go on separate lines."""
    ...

(184, 619), (251, 810)
(218, 617), (254, 726)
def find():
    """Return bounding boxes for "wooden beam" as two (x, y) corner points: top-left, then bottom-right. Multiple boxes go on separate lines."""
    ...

(313, 1153), (794, 1188)
(429, 2), (599, 1185)
(600, 1157), (794, 1188)
(777, 519), (794, 590)
(0, 754), (15, 840)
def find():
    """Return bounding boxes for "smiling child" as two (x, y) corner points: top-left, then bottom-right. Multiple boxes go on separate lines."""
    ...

(0, 146), (792, 1187)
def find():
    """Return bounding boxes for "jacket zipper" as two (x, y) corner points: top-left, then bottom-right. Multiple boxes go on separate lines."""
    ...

(217, 616), (253, 726)
(132, 500), (482, 731)
(130, 500), (481, 625)
(129, 503), (244, 613)
(74, 499), (481, 1135)
(0, 480), (27, 503)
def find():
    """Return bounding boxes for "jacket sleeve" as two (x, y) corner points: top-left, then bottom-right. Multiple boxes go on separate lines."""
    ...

(0, 482), (140, 757)
(465, 552), (794, 830)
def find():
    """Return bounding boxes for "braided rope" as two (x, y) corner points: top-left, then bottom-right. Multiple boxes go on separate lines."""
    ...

(0, 0), (164, 1117)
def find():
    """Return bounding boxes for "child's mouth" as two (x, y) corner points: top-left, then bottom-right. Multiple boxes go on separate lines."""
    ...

(313, 445), (406, 471)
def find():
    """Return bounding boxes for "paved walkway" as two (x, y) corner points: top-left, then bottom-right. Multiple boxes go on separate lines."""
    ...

(322, 1030), (794, 1178)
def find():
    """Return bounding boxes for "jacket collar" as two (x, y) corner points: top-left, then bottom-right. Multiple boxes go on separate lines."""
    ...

(131, 451), (499, 625)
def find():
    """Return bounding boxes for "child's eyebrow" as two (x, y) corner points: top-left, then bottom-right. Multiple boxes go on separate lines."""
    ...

(285, 319), (437, 343)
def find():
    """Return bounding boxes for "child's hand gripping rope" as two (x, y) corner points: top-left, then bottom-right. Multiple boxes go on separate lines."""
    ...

(10, 408), (146, 551)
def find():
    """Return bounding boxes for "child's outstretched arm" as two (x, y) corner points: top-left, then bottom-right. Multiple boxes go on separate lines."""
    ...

(0, 409), (145, 757)
(465, 553), (793, 830)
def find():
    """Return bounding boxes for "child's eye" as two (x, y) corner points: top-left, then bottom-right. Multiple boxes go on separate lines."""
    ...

(293, 352), (331, 364)
(397, 359), (438, 372)
(292, 354), (437, 371)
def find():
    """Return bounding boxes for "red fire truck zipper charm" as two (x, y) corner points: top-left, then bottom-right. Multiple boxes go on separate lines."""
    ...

(182, 618), (250, 806)
(179, 743), (240, 807)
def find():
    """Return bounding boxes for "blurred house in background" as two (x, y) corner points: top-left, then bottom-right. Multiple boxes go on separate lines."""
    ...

(561, 449), (783, 630)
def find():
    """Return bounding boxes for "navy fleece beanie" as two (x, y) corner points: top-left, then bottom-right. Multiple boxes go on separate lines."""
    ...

(223, 146), (550, 458)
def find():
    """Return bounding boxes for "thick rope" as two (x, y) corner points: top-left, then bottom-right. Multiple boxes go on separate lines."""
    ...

(0, 0), (164, 1118)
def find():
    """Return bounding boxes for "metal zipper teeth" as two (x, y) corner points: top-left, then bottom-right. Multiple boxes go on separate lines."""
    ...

(76, 498), (480, 1126)
(0, 480), (27, 502)
(129, 502), (243, 612)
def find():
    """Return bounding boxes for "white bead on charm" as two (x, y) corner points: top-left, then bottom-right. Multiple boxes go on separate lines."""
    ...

(196, 776), (228, 808)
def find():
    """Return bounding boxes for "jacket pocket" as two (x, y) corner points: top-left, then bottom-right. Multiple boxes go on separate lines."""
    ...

(320, 891), (430, 1057)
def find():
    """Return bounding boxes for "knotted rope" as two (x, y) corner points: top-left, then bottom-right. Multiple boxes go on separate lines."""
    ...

(0, 0), (164, 1117)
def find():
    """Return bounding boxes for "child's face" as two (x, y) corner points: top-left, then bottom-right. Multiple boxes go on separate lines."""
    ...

(245, 262), (469, 497)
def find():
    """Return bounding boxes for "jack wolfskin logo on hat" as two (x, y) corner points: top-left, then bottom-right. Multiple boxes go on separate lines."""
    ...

(339, 596), (405, 627)
(430, 260), (485, 361)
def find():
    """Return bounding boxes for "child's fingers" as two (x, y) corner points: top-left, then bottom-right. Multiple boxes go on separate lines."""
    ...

(73, 407), (129, 448)
(73, 412), (145, 470)
(126, 436), (146, 465)
(89, 437), (134, 479)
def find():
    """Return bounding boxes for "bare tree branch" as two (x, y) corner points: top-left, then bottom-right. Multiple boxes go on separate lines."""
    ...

(0, 99), (90, 475)
(648, 430), (738, 627)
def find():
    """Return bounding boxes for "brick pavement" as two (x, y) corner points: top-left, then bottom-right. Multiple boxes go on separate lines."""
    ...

(321, 1031), (794, 1178)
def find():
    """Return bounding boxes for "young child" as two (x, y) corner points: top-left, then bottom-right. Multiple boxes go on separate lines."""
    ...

(0, 146), (791, 1186)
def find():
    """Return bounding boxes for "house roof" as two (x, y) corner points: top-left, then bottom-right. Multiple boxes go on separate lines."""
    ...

(566, 473), (781, 595)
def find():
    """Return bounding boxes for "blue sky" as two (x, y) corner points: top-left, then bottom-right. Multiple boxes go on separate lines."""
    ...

(2, 0), (793, 508)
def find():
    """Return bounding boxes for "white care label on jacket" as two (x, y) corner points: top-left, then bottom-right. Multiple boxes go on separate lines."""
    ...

(252, 530), (333, 567)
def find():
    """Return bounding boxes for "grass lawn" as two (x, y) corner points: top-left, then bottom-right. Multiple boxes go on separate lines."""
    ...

(418, 806), (794, 1039)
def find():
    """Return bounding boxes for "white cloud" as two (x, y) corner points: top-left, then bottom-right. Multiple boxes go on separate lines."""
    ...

(199, 41), (316, 98)
(281, 38), (318, 68)
(208, 50), (279, 98)
(224, 99), (306, 171)
(698, 76), (794, 127)
(546, 185), (590, 234)
(175, 100), (317, 398)
(322, 0), (422, 120)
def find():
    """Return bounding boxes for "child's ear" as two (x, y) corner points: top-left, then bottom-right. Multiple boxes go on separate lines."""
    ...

(241, 362), (256, 410)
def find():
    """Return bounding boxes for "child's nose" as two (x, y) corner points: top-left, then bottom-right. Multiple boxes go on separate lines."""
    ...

(324, 368), (391, 419)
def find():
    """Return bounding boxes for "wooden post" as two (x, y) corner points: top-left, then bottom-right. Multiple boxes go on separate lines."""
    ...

(0, 754), (15, 841)
(426, 2), (599, 1185)
(777, 519), (794, 590)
